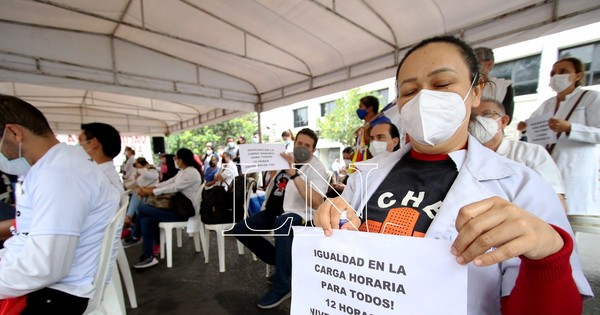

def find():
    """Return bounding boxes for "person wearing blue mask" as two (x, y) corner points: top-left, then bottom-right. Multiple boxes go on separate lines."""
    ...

(0, 94), (120, 314)
(315, 36), (591, 314)
(225, 136), (238, 159)
(353, 95), (391, 162)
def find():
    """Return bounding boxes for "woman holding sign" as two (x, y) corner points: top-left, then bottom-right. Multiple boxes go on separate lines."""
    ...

(517, 57), (600, 215)
(315, 36), (592, 314)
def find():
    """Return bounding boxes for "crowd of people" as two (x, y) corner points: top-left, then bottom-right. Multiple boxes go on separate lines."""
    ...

(0, 33), (597, 314)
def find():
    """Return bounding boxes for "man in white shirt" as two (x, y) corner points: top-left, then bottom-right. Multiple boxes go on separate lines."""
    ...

(231, 128), (328, 310)
(0, 94), (120, 314)
(79, 122), (124, 193)
(469, 98), (568, 210)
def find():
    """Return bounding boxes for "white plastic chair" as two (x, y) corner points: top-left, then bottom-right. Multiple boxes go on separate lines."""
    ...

(84, 194), (128, 315)
(159, 184), (204, 268)
(203, 178), (256, 272)
(113, 191), (137, 309)
(568, 215), (600, 247)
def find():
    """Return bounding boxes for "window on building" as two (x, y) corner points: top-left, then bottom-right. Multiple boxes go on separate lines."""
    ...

(320, 101), (336, 116)
(293, 107), (308, 128)
(374, 88), (389, 107)
(490, 54), (541, 96)
(559, 41), (600, 86)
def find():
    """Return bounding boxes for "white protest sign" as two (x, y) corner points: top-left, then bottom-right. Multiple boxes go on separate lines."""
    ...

(291, 227), (467, 315)
(526, 113), (556, 146)
(239, 144), (290, 174)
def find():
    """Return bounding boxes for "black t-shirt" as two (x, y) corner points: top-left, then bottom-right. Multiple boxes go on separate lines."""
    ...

(360, 150), (459, 237)
(264, 171), (291, 216)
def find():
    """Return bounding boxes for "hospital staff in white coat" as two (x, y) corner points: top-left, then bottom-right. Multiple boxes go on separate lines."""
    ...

(315, 36), (592, 315)
(518, 57), (600, 215)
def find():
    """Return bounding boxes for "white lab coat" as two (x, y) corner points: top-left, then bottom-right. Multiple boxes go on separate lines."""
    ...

(530, 87), (600, 214)
(342, 136), (592, 315)
(495, 138), (565, 194)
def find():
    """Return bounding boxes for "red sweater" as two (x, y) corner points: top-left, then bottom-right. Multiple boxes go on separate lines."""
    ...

(501, 225), (582, 314)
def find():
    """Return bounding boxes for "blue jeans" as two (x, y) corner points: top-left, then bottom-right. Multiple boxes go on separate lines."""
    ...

(135, 203), (184, 258)
(126, 193), (144, 218)
(232, 211), (305, 293)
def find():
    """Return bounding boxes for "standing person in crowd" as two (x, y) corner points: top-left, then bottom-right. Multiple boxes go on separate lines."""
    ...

(79, 122), (123, 192)
(315, 36), (591, 314)
(123, 148), (203, 269)
(232, 128), (328, 309)
(330, 158), (340, 183)
(353, 95), (391, 162)
(0, 95), (119, 314)
(368, 121), (401, 157)
(159, 153), (178, 182)
(121, 146), (136, 182)
(251, 132), (260, 144)
(281, 130), (295, 152)
(202, 143), (220, 171)
(474, 47), (515, 123)
(225, 137), (238, 159)
(124, 157), (159, 225)
(469, 98), (568, 211)
(517, 57), (600, 215)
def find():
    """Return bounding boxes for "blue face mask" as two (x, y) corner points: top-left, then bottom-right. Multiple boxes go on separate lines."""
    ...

(356, 109), (368, 120)
(0, 129), (31, 176)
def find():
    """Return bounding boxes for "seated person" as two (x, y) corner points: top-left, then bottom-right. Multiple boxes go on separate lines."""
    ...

(203, 155), (220, 183)
(125, 157), (160, 225)
(314, 36), (591, 314)
(469, 98), (568, 211)
(122, 148), (203, 269)
(205, 152), (237, 190)
(0, 95), (120, 314)
(231, 128), (328, 309)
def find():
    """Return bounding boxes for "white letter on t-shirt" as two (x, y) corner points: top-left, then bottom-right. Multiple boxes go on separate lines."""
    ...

(401, 191), (424, 208)
(377, 192), (396, 209)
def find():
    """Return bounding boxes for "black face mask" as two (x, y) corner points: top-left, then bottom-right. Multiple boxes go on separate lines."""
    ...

(209, 162), (217, 167)
(222, 158), (227, 164)
(293, 146), (312, 163)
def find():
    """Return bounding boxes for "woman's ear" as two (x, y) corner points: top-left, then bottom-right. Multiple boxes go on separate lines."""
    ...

(470, 82), (483, 109)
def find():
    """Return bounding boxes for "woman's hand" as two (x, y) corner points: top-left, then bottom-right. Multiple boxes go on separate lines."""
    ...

(137, 186), (155, 197)
(314, 197), (360, 236)
(452, 196), (564, 267)
(548, 117), (571, 133)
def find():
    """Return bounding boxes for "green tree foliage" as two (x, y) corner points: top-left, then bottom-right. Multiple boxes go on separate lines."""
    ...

(166, 112), (258, 154)
(317, 88), (377, 146)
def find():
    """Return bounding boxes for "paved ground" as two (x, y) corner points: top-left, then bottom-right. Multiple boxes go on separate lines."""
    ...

(122, 230), (599, 315)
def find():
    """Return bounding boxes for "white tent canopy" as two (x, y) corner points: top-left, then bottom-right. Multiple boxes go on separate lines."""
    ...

(1, 0), (599, 135)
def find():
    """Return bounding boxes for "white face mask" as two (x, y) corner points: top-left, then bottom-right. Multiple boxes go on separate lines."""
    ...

(400, 81), (474, 146)
(468, 115), (500, 144)
(0, 129), (31, 176)
(369, 140), (389, 157)
(343, 159), (351, 167)
(549, 74), (572, 93)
